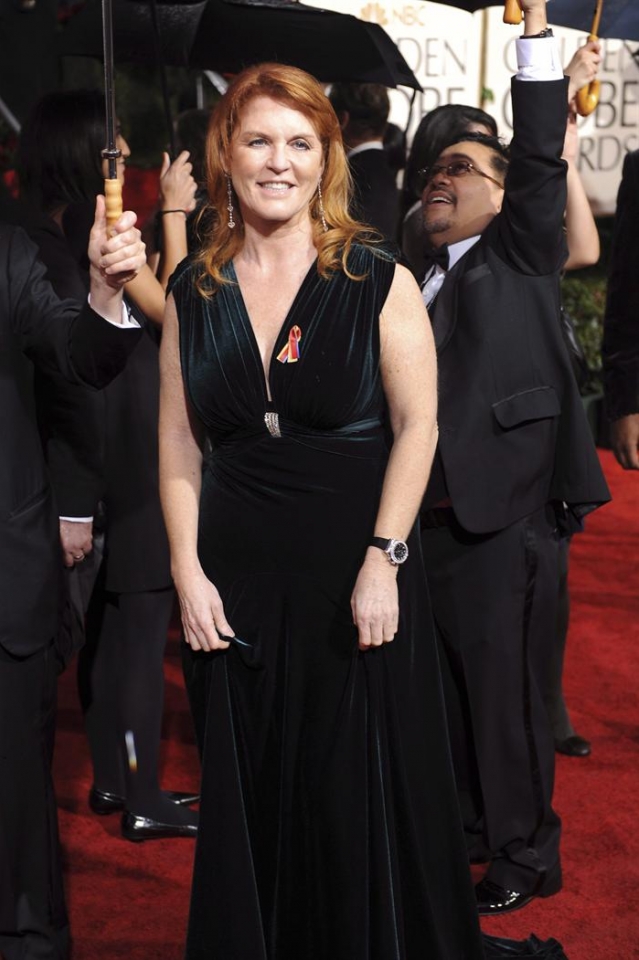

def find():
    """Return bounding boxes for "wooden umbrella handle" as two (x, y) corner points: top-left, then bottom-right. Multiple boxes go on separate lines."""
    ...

(503, 0), (523, 25)
(576, 33), (601, 116)
(575, 0), (604, 116)
(104, 178), (123, 230)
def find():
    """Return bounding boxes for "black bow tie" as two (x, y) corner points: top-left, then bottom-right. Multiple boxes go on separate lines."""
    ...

(428, 244), (450, 271)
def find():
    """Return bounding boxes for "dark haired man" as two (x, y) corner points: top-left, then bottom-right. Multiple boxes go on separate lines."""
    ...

(328, 81), (399, 239)
(0, 198), (144, 960)
(417, 0), (610, 915)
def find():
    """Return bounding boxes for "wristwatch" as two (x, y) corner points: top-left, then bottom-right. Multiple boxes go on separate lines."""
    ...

(370, 537), (409, 566)
(524, 27), (553, 38)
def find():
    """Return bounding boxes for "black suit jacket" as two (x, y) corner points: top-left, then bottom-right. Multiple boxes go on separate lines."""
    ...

(0, 225), (141, 657)
(29, 202), (171, 593)
(602, 149), (639, 420)
(426, 78), (610, 534)
(30, 214), (107, 516)
(348, 147), (399, 240)
(0, 198), (105, 517)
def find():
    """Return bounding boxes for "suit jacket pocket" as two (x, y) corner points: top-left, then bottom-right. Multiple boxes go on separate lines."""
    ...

(492, 386), (560, 430)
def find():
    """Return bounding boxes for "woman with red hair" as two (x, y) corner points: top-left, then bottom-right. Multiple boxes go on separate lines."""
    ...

(160, 63), (565, 960)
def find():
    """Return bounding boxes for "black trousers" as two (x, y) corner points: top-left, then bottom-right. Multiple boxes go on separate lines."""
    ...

(78, 572), (175, 812)
(0, 643), (69, 960)
(421, 504), (561, 894)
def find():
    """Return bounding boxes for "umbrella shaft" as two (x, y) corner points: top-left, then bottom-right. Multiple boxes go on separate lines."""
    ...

(590, 0), (604, 38)
(101, 0), (120, 177)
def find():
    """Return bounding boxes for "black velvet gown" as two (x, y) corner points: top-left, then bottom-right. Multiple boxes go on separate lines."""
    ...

(170, 246), (566, 960)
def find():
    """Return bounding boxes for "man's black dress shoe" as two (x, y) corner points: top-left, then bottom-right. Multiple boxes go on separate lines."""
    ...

(475, 879), (536, 915)
(121, 811), (198, 842)
(555, 734), (591, 757)
(89, 786), (200, 816)
(475, 870), (561, 916)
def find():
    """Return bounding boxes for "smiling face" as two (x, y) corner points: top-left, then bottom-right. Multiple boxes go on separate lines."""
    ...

(227, 95), (325, 232)
(421, 140), (505, 248)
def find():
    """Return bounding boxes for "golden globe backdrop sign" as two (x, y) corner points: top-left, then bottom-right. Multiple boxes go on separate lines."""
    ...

(307, 0), (639, 215)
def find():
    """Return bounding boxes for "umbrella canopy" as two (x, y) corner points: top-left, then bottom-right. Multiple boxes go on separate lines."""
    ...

(188, 0), (420, 88)
(58, 0), (421, 88)
(546, 0), (639, 41)
(58, 0), (208, 67)
(428, 0), (639, 39)
(422, 0), (503, 11)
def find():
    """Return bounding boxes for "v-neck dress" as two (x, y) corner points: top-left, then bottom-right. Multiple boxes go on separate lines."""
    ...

(169, 245), (485, 960)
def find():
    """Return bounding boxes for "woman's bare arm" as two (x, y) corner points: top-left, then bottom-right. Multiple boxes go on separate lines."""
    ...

(159, 293), (233, 650)
(125, 152), (197, 323)
(563, 43), (601, 270)
(563, 108), (600, 271)
(351, 263), (438, 650)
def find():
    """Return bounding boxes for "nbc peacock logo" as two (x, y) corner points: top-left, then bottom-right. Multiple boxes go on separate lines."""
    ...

(360, 2), (388, 26)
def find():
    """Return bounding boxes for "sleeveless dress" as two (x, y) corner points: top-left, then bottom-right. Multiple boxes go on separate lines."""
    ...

(170, 246), (567, 960)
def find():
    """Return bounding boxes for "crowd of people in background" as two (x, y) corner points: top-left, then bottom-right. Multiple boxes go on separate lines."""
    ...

(0, 1), (638, 955)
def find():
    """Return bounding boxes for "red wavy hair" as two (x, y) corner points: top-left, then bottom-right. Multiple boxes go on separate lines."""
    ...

(194, 62), (380, 294)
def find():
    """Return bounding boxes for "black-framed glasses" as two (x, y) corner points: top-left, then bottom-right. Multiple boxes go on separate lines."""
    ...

(418, 159), (504, 190)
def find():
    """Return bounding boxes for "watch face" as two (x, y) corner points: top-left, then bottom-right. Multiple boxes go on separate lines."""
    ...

(390, 540), (409, 564)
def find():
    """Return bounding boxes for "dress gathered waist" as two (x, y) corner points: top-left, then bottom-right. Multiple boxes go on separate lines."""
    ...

(210, 415), (386, 459)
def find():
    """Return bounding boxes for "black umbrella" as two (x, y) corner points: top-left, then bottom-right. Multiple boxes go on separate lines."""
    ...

(59, 0), (209, 154)
(421, 0), (498, 9)
(58, 0), (208, 66)
(59, 0), (420, 88)
(421, 0), (521, 22)
(188, 0), (421, 88)
(430, 0), (639, 37)
(546, 0), (639, 41)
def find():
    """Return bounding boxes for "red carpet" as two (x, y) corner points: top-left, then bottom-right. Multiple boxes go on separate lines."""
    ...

(54, 450), (639, 959)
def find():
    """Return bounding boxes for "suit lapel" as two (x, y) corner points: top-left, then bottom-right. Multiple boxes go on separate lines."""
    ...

(429, 245), (489, 354)
(430, 257), (462, 354)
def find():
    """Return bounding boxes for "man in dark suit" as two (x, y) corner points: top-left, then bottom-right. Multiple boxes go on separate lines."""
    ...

(0, 198), (145, 960)
(602, 148), (639, 469)
(0, 183), (105, 606)
(417, 0), (610, 915)
(328, 81), (399, 239)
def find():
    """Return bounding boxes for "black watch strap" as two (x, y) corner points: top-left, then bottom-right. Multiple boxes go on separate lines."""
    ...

(371, 536), (392, 551)
(369, 537), (409, 565)
(523, 27), (553, 38)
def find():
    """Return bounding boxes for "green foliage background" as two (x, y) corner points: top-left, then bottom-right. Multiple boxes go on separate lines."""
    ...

(561, 216), (613, 397)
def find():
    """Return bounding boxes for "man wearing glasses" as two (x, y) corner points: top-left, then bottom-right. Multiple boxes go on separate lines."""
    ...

(417, 0), (609, 917)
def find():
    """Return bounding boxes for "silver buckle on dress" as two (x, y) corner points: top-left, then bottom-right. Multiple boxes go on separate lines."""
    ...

(264, 411), (281, 438)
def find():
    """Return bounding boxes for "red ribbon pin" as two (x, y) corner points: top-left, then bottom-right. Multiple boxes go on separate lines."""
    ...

(276, 325), (302, 364)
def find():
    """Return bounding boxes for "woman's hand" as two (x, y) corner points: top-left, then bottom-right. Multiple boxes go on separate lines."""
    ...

(565, 41), (602, 103)
(174, 566), (234, 652)
(351, 548), (399, 651)
(159, 150), (197, 215)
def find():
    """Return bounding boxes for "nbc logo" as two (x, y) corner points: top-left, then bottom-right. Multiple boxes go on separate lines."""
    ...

(360, 3), (388, 26)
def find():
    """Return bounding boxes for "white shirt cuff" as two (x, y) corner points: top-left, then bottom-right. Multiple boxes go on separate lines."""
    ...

(60, 516), (93, 522)
(515, 36), (564, 81)
(87, 295), (141, 328)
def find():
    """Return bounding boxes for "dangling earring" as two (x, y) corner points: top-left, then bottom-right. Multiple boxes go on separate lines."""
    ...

(226, 175), (236, 229)
(317, 179), (328, 233)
